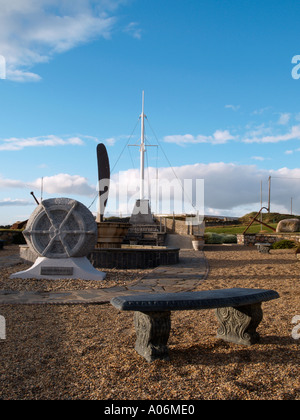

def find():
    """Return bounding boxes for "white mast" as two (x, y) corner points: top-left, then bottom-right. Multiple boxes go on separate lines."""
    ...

(140, 91), (146, 200)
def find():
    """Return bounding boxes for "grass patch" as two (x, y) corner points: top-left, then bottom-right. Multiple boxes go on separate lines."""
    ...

(205, 223), (277, 235)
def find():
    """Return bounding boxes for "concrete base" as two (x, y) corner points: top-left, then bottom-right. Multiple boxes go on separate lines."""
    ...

(10, 256), (106, 281)
(165, 234), (194, 250)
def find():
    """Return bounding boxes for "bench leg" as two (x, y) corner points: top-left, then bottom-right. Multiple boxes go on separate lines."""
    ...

(258, 246), (270, 254)
(134, 311), (171, 362)
(215, 303), (263, 346)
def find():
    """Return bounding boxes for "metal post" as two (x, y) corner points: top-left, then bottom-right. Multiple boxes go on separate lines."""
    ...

(260, 180), (263, 231)
(140, 91), (145, 200)
(268, 176), (271, 212)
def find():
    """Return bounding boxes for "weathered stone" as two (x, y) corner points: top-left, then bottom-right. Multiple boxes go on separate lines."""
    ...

(134, 311), (171, 362)
(11, 198), (106, 281)
(215, 303), (263, 345)
(111, 288), (279, 361)
(23, 198), (97, 259)
(276, 218), (300, 233)
(255, 242), (271, 254)
(111, 288), (280, 312)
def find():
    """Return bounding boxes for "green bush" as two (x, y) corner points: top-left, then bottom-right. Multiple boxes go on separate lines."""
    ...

(204, 233), (223, 244)
(12, 231), (26, 245)
(222, 234), (237, 244)
(272, 239), (297, 249)
(204, 232), (237, 244)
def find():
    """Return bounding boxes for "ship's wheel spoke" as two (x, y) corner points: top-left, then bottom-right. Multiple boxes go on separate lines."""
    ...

(59, 201), (77, 231)
(41, 236), (57, 257)
(41, 202), (57, 230)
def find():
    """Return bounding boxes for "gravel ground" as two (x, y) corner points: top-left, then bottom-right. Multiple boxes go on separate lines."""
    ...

(0, 244), (299, 400)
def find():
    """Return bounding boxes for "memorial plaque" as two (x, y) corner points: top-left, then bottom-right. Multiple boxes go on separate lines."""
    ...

(40, 267), (74, 276)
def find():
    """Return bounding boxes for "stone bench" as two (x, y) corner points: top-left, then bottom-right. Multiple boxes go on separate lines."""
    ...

(255, 242), (272, 254)
(111, 288), (279, 362)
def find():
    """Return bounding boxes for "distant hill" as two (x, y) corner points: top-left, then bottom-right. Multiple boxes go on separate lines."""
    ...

(239, 212), (300, 225)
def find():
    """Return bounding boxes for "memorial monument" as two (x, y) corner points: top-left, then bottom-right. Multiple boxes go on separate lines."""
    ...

(11, 197), (106, 280)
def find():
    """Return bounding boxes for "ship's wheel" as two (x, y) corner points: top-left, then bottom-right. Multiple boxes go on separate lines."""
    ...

(23, 198), (97, 259)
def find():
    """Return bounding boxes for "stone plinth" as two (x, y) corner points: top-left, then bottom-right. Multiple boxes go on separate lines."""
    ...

(130, 199), (154, 225)
(10, 256), (106, 281)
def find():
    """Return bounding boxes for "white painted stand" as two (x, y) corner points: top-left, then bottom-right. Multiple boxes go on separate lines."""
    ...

(10, 257), (106, 281)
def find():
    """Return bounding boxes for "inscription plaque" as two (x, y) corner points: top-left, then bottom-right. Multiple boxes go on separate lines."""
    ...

(40, 267), (74, 276)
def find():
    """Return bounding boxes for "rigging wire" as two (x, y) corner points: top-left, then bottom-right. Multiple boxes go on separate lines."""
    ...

(88, 118), (140, 209)
(146, 117), (198, 212)
(111, 118), (140, 173)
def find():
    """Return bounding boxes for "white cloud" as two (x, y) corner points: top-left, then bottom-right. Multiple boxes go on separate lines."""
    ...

(244, 124), (272, 139)
(164, 130), (235, 146)
(6, 69), (42, 83)
(0, 0), (124, 82)
(105, 137), (117, 146)
(278, 113), (291, 125)
(225, 104), (240, 111)
(243, 125), (300, 144)
(0, 176), (26, 189)
(252, 107), (271, 115)
(0, 198), (33, 207)
(0, 135), (85, 151)
(212, 130), (235, 144)
(0, 173), (95, 197)
(164, 134), (208, 145)
(124, 22), (142, 39)
(107, 163), (300, 216)
(32, 174), (95, 196)
(251, 156), (270, 161)
(2, 163), (300, 217)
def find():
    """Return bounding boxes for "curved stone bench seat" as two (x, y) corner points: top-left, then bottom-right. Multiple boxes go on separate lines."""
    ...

(111, 288), (280, 362)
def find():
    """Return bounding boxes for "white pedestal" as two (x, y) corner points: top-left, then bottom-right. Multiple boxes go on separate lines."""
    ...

(10, 257), (106, 281)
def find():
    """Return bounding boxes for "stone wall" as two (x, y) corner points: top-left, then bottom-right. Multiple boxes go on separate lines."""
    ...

(20, 244), (180, 269)
(89, 247), (180, 269)
(155, 217), (205, 236)
(237, 233), (300, 246)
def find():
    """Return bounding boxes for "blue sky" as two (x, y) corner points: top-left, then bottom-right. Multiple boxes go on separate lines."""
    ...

(1, 0), (300, 224)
